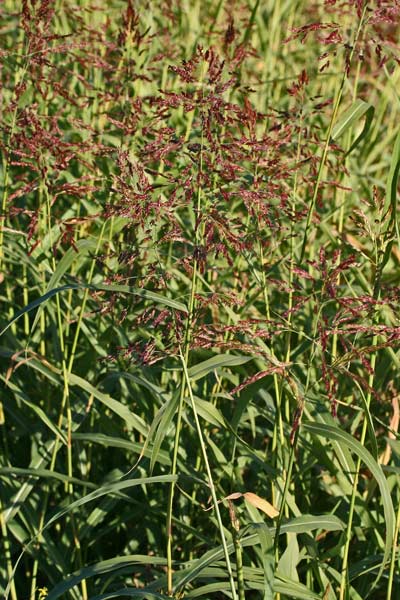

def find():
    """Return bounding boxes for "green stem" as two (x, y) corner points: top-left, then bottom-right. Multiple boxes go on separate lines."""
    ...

(273, 433), (297, 570)
(0, 18), (30, 272)
(332, 50), (362, 361)
(258, 238), (285, 510)
(179, 348), (238, 600)
(339, 344), (377, 600)
(299, 4), (368, 263)
(387, 477), (400, 600)
(166, 64), (206, 592)
(0, 495), (18, 600)
(233, 529), (245, 600)
(166, 254), (199, 596)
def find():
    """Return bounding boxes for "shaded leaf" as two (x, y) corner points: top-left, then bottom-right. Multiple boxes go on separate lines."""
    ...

(46, 555), (168, 600)
(68, 373), (149, 436)
(72, 432), (171, 466)
(0, 467), (97, 490)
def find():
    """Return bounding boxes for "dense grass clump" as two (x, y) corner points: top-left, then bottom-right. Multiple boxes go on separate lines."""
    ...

(1, 1), (400, 599)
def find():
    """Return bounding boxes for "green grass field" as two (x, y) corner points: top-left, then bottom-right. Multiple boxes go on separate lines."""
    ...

(1, 1), (400, 598)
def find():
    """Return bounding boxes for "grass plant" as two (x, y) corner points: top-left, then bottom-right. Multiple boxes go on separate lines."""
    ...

(1, 1), (400, 599)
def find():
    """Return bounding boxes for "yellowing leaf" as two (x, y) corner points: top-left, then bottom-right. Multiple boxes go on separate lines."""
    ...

(244, 492), (279, 518)
(224, 492), (243, 501)
(216, 491), (279, 519)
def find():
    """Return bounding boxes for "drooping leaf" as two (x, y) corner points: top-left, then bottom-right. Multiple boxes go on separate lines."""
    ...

(277, 533), (299, 581)
(45, 555), (169, 600)
(150, 388), (180, 473)
(72, 432), (171, 466)
(302, 421), (395, 587)
(246, 523), (274, 600)
(68, 373), (149, 436)
(192, 396), (225, 426)
(277, 514), (344, 534)
(5, 476), (177, 599)
(2, 378), (67, 444)
(90, 592), (170, 600)
(54, 475), (177, 530)
(0, 467), (97, 489)
(274, 574), (321, 600)
(244, 492), (279, 518)
(331, 98), (374, 155)
(188, 354), (252, 381)
(3, 440), (56, 524)
(384, 128), (400, 233)
(30, 239), (97, 332)
(377, 128), (400, 281)
(0, 282), (188, 336)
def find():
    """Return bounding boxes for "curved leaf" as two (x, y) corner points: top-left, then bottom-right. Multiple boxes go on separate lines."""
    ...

(0, 282), (188, 336)
(68, 373), (149, 436)
(384, 128), (400, 233)
(302, 421), (395, 587)
(0, 467), (97, 490)
(274, 574), (321, 600)
(150, 388), (180, 473)
(173, 515), (343, 593)
(45, 475), (177, 531)
(3, 440), (56, 524)
(188, 354), (252, 381)
(46, 555), (168, 600)
(72, 432), (171, 466)
(5, 476), (177, 599)
(192, 396), (225, 426)
(90, 593), (169, 600)
(278, 514), (344, 534)
(331, 98), (374, 155)
(31, 239), (97, 332)
(3, 378), (67, 444)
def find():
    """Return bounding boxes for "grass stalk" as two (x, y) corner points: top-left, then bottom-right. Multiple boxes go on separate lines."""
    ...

(27, 175), (89, 600)
(273, 432), (297, 569)
(179, 347), (238, 600)
(299, 4), (368, 262)
(166, 58), (207, 594)
(229, 501), (245, 600)
(0, 496), (18, 600)
(387, 477), (400, 600)
(339, 344), (377, 600)
(166, 250), (199, 596)
(258, 238), (285, 501)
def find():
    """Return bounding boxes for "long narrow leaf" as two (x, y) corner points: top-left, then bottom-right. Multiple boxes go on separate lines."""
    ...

(331, 98), (374, 156)
(5, 476), (177, 599)
(45, 555), (168, 600)
(302, 421), (395, 587)
(0, 282), (188, 336)
(384, 128), (400, 232)
(188, 354), (252, 381)
(30, 239), (97, 332)
(68, 373), (149, 436)
(0, 467), (97, 489)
